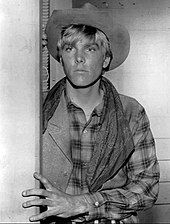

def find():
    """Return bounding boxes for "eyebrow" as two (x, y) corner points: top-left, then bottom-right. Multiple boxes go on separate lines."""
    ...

(62, 42), (100, 49)
(85, 43), (100, 48)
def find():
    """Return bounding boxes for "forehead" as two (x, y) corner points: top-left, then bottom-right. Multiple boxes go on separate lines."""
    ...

(62, 35), (103, 50)
(65, 37), (99, 46)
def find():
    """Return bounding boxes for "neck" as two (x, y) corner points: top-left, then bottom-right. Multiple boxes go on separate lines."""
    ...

(66, 79), (103, 110)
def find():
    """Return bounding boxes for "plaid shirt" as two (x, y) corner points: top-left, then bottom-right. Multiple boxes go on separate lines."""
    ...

(64, 92), (160, 223)
(65, 92), (104, 196)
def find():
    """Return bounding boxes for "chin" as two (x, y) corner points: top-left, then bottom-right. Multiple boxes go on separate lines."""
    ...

(68, 79), (100, 89)
(67, 75), (101, 89)
(71, 82), (91, 89)
(67, 77), (89, 88)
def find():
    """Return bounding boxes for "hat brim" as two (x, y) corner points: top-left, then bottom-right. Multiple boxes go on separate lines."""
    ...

(45, 8), (130, 70)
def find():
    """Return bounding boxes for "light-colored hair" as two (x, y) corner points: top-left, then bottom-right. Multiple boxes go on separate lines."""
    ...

(57, 24), (113, 71)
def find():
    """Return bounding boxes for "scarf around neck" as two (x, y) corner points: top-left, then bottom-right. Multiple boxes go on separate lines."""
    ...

(43, 77), (134, 192)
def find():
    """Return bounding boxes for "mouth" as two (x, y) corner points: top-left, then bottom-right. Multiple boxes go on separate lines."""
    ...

(74, 69), (88, 73)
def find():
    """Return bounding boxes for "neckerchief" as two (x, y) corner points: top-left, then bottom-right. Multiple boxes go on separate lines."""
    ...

(43, 77), (134, 192)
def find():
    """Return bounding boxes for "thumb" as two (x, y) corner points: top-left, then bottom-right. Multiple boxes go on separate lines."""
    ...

(33, 172), (54, 191)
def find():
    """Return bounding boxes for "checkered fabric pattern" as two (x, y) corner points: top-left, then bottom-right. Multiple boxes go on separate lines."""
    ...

(65, 94), (103, 195)
(64, 92), (159, 224)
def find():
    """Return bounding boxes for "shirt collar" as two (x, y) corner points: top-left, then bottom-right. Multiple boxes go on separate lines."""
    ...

(64, 83), (107, 118)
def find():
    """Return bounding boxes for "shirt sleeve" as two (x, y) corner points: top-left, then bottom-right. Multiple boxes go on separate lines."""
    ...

(83, 106), (160, 222)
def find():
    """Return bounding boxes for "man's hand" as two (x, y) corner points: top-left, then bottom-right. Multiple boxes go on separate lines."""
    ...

(22, 172), (88, 222)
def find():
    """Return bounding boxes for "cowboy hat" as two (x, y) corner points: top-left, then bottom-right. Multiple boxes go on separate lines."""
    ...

(45, 3), (130, 70)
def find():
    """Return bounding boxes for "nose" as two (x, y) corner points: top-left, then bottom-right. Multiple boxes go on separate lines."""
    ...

(75, 50), (85, 64)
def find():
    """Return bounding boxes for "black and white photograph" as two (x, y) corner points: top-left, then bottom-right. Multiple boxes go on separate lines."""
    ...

(0, 0), (170, 223)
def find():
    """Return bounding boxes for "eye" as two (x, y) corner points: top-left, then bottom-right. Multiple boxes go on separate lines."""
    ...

(86, 44), (99, 52)
(87, 47), (96, 52)
(66, 47), (72, 52)
(63, 45), (73, 52)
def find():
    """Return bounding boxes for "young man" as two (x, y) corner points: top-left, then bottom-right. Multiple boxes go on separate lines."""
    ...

(22, 4), (160, 224)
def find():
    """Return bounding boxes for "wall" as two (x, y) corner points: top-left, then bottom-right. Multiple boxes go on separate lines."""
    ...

(0, 0), (40, 222)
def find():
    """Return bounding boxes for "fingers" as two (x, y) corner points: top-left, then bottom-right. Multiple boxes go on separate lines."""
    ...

(22, 172), (54, 197)
(29, 209), (56, 222)
(22, 198), (53, 208)
(22, 188), (52, 198)
(33, 172), (54, 191)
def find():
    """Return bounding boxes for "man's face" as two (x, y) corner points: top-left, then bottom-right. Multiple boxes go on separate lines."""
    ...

(60, 38), (110, 88)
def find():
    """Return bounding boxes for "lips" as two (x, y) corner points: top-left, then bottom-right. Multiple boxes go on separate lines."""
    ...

(74, 69), (87, 72)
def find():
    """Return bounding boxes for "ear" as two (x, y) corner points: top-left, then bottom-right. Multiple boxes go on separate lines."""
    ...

(103, 56), (111, 69)
(59, 57), (64, 66)
(60, 57), (62, 64)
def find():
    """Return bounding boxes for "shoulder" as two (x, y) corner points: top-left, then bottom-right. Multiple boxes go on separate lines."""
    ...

(119, 94), (146, 123)
(119, 94), (152, 137)
(119, 94), (143, 111)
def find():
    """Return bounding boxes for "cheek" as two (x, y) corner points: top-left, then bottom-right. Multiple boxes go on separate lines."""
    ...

(90, 57), (104, 71)
(61, 56), (73, 71)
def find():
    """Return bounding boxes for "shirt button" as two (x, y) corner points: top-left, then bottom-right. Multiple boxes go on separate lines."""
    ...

(94, 201), (99, 207)
(83, 129), (88, 134)
(94, 220), (99, 224)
